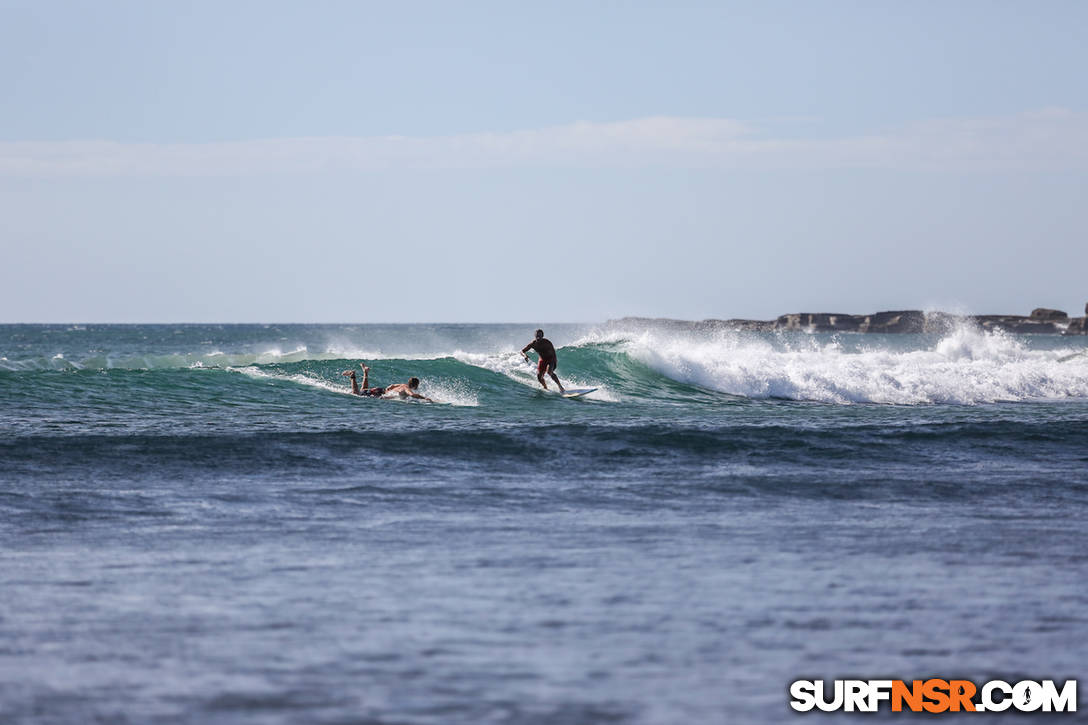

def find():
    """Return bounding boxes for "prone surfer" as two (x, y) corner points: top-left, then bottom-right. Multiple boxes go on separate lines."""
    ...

(342, 364), (434, 402)
(521, 329), (565, 394)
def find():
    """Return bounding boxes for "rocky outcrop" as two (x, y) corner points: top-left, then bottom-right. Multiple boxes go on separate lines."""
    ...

(605, 317), (777, 333)
(609, 303), (1088, 335)
(723, 319), (777, 332)
(775, 313), (861, 332)
(973, 315), (1060, 334)
(1031, 308), (1068, 322)
(774, 310), (954, 333)
(862, 310), (926, 334)
(1066, 317), (1088, 335)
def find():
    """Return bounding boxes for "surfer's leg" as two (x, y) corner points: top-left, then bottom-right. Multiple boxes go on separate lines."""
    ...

(536, 359), (549, 389)
(547, 367), (565, 394)
(342, 370), (361, 395)
(359, 364), (370, 389)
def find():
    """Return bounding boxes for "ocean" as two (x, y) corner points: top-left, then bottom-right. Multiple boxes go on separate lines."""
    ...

(1, 322), (1086, 723)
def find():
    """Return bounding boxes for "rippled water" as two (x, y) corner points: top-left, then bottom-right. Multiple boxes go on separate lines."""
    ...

(2, 323), (1086, 722)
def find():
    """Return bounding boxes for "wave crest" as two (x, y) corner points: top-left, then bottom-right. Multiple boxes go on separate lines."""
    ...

(593, 324), (1088, 405)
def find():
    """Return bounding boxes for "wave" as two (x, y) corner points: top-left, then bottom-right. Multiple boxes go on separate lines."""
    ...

(3, 324), (1087, 406)
(450, 350), (620, 402)
(584, 323), (1088, 405)
(5, 421), (1086, 500)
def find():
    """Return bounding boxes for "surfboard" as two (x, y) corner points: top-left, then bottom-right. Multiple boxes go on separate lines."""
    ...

(562, 388), (597, 399)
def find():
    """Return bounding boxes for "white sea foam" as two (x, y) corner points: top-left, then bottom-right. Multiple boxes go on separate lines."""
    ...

(232, 366), (348, 395)
(230, 366), (478, 406)
(414, 378), (480, 407)
(594, 324), (1088, 405)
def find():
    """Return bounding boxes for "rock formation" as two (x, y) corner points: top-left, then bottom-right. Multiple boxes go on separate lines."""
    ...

(610, 303), (1088, 335)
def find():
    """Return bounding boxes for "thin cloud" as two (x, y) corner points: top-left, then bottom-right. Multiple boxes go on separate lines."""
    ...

(0, 110), (1084, 176)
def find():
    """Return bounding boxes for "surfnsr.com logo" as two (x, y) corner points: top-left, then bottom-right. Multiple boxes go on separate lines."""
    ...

(789, 679), (1077, 713)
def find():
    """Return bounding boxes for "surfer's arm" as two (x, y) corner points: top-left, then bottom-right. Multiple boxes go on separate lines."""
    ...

(521, 342), (534, 360)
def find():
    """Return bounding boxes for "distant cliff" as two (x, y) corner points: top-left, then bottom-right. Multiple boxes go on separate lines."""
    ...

(610, 305), (1088, 335)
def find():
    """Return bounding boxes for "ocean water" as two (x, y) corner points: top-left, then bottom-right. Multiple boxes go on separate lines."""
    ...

(1, 322), (1086, 723)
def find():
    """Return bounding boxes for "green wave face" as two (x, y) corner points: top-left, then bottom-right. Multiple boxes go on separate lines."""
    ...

(235, 343), (729, 409)
(3, 324), (1088, 423)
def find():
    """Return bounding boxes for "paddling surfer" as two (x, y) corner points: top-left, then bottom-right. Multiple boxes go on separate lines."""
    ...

(342, 364), (434, 402)
(521, 329), (566, 394)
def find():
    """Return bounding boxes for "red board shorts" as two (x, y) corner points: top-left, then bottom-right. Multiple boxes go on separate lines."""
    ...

(537, 357), (557, 375)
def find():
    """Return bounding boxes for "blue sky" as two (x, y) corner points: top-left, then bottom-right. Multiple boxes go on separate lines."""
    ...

(2, 1), (1086, 322)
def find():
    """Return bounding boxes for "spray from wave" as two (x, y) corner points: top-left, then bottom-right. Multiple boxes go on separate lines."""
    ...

(582, 324), (1088, 405)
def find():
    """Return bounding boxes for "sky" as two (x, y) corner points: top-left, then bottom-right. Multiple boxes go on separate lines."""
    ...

(1, 0), (1086, 323)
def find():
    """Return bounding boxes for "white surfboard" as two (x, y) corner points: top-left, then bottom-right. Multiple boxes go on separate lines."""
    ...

(562, 388), (597, 399)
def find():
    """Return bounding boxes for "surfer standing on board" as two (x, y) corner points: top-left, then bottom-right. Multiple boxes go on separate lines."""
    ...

(342, 364), (434, 402)
(521, 329), (566, 394)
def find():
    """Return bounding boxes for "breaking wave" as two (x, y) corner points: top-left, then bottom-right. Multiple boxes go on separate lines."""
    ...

(3, 323), (1087, 406)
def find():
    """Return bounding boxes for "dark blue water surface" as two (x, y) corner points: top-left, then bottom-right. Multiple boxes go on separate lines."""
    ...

(1, 324), (1086, 723)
